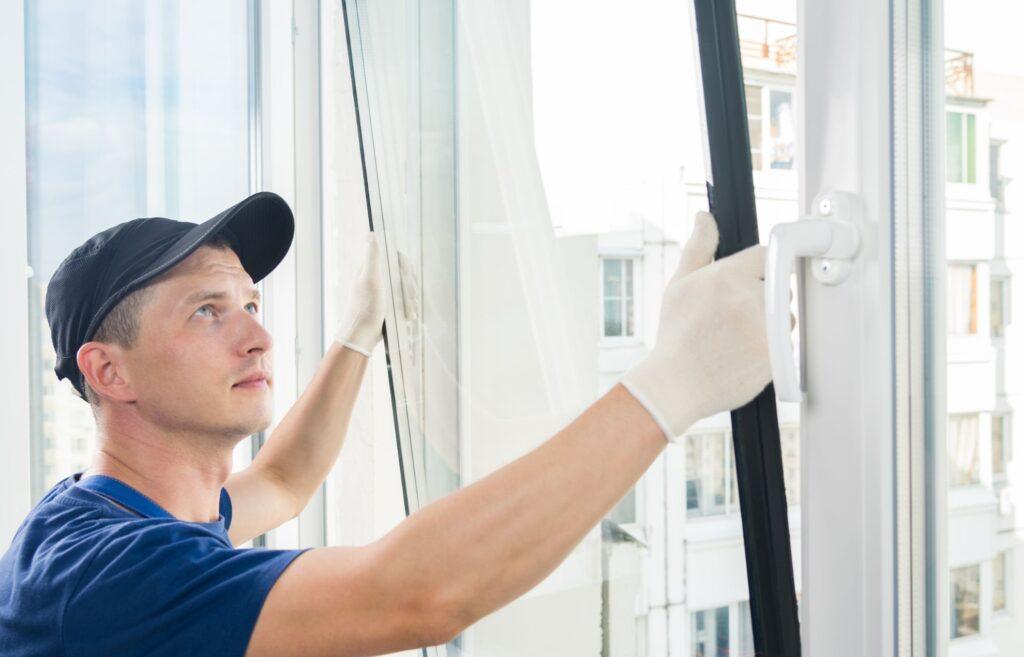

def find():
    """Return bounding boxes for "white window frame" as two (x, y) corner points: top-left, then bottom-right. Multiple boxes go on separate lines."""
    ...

(598, 253), (643, 345)
(0, 0), (32, 548)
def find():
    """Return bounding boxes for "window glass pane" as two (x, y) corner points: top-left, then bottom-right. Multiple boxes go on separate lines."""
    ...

(604, 258), (623, 297)
(947, 111), (964, 183)
(949, 414), (981, 486)
(690, 606), (730, 657)
(687, 434), (703, 517)
(707, 433), (726, 513)
(992, 279), (1005, 338)
(951, 564), (981, 639)
(994, 551), (1007, 612)
(993, 415), (1006, 478)
(609, 485), (637, 526)
(738, 600), (756, 656)
(25, 1), (251, 497)
(745, 84), (763, 170)
(942, 7), (1024, 652)
(947, 264), (978, 335)
(769, 89), (795, 169)
(604, 299), (623, 337)
(338, 0), (801, 652)
(727, 438), (740, 513)
(966, 113), (977, 183)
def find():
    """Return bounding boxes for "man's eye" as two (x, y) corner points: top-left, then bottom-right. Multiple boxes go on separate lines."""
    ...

(246, 302), (259, 313)
(195, 305), (214, 317)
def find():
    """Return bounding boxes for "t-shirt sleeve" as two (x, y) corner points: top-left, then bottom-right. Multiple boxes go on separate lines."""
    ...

(63, 522), (309, 657)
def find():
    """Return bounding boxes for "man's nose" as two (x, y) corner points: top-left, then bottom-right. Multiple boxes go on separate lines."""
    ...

(238, 309), (273, 356)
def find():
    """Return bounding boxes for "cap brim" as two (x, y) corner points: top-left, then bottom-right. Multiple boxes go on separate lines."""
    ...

(140, 191), (295, 288)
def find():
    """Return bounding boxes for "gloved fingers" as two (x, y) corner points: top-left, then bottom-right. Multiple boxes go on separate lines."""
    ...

(671, 211), (720, 283)
(359, 231), (382, 281)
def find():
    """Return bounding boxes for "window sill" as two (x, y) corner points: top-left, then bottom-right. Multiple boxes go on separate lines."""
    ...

(949, 634), (999, 657)
(948, 485), (999, 513)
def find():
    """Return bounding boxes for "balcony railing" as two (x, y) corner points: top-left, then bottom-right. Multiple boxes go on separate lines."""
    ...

(945, 49), (975, 97)
(737, 14), (797, 73)
(738, 14), (977, 98)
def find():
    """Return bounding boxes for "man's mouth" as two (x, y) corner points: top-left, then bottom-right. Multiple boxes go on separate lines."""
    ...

(233, 372), (269, 389)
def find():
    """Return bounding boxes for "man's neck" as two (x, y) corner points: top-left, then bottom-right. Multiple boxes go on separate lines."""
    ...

(83, 424), (235, 524)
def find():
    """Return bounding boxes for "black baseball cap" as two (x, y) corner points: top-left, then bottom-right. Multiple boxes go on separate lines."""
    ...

(45, 191), (295, 400)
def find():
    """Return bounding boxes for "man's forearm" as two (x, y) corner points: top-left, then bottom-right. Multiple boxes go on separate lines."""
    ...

(371, 382), (666, 632)
(253, 342), (369, 510)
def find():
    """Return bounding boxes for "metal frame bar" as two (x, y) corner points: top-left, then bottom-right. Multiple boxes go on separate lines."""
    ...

(690, 1), (802, 655)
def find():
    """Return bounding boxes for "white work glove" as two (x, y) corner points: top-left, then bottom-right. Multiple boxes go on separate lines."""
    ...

(333, 232), (387, 357)
(620, 211), (771, 443)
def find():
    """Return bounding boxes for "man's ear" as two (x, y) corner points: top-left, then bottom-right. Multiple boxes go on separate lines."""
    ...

(77, 342), (137, 403)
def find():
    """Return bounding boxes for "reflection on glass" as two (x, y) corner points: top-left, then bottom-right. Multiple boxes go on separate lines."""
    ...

(24, 0), (251, 498)
(690, 606), (729, 657)
(602, 258), (635, 338)
(947, 111), (977, 184)
(745, 84), (763, 170)
(943, 3), (1024, 651)
(993, 551), (1008, 613)
(991, 278), (1007, 338)
(947, 264), (978, 335)
(948, 414), (981, 486)
(993, 415), (1008, 480)
(769, 89), (795, 169)
(951, 565), (980, 639)
(342, 0), (801, 653)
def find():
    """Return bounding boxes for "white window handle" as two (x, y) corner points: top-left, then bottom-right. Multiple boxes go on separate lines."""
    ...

(765, 192), (861, 402)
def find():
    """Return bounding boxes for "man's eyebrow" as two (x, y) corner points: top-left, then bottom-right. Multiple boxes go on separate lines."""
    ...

(182, 287), (261, 307)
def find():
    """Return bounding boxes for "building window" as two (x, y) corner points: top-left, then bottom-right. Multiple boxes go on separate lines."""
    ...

(949, 414), (981, 487)
(994, 551), (1009, 614)
(992, 278), (1009, 339)
(993, 414), (1011, 482)
(686, 432), (733, 517)
(746, 83), (796, 171)
(947, 265), (978, 336)
(947, 111), (977, 184)
(951, 564), (981, 639)
(601, 257), (636, 338)
(691, 606), (729, 657)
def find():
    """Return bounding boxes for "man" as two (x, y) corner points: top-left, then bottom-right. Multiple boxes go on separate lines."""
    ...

(0, 191), (769, 656)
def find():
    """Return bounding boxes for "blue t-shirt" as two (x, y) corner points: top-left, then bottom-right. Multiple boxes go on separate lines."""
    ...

(0, 472), (309, 657)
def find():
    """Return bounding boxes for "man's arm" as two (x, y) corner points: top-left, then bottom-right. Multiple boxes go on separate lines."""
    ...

(245, 382), (664, 657)
(225, 343), (369, 546)
(226, 232), (386, 546)
(245, 213), (772, 656)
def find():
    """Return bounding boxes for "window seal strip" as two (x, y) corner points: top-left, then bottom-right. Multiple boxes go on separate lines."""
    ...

(691, 1), (802, 655)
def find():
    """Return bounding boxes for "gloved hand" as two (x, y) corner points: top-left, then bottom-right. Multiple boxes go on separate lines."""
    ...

(620, 211), (771, 443)
(333, 232), (387, 357)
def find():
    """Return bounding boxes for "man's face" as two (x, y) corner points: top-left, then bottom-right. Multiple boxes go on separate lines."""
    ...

(124, 245), (274, 443)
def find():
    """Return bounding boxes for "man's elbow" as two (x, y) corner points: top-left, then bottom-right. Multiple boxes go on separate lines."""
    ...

(414, 585), (473, 647)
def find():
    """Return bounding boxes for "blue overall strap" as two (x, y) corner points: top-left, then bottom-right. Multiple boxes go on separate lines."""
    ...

(76, 474), (175, 520)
